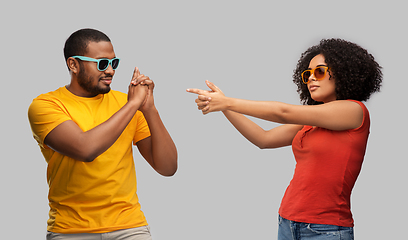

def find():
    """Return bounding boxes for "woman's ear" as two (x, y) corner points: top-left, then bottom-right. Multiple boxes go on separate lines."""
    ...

(67, 57), (79, 74)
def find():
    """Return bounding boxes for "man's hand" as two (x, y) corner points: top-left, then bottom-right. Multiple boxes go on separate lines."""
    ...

(128, 67), (149, 107)
(131, 67), (155, 113)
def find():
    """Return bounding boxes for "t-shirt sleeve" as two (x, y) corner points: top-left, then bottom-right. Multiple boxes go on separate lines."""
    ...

(28, 98), (72, 148)
(133, 111), (151, 144)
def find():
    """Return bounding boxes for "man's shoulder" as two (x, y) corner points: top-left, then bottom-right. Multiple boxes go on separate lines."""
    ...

(32, 87), (66, 101)
(29, 87), (68, 114)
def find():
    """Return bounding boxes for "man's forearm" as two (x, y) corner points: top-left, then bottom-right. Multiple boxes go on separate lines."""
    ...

(83, 101), (143, 160)
(142, 107), (178, 176)
(45, 100), (144, 162)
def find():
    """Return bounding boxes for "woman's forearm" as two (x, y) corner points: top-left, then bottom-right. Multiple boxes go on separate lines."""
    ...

(222, 110), (270, 148)
(224, 97), (290, 124)
(222, 109), (302, 149)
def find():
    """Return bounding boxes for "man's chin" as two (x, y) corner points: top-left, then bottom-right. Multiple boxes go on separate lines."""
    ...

(89, 86), (110, 95)
(100, 87), (111, 94)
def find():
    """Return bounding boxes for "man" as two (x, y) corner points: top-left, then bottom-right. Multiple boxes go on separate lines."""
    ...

(28, 28), (178, 240)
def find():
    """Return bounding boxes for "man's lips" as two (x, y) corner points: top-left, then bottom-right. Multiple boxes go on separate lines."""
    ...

(100, 77), (112, 85)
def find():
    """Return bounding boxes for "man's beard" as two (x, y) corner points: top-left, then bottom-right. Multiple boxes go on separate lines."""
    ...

(77, 67), (111, 96)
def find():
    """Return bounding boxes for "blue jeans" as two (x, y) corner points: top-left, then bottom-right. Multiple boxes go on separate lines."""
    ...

(278, 215), (354, 240)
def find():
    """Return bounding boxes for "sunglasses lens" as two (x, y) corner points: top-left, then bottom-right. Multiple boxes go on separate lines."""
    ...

(315, 67), (326, 79)
(98, 60), (109, 71)
(302, 71), (311, 83)
(112, 59), (120, 70)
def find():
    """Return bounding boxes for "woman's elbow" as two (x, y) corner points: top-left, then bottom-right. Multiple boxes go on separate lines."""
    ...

(254, 139), (284, 149)
(249, 137), (270, 149)
(257, 144), (268, 150)
(257, 143), (278, 149)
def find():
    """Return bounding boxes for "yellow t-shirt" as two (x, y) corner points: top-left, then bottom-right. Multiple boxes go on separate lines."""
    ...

(28, 86), (151, 233)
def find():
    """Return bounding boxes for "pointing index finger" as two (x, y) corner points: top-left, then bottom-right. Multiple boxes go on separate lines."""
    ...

(186, 88), (207, 95)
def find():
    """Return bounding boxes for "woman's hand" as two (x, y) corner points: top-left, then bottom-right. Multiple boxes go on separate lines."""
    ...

(187, 80), (227, 114)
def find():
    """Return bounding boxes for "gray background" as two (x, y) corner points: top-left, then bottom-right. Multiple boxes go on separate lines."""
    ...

(2, 0), (406, 239)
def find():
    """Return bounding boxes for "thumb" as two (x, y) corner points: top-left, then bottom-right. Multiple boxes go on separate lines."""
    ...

(205, 80), (221, 92)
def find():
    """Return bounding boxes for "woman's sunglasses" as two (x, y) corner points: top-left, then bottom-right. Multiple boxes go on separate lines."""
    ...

(301, 66), (329, 84)
(72, 56), (120, 71)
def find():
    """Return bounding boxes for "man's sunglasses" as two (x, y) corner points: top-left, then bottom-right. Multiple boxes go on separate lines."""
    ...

(72, 56), (120, 71)
(301, 66), (329, 84)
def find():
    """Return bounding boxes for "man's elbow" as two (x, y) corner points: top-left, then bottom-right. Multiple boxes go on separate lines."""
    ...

(73, 153), (98, 163)
(48, 144), (99, 163)
(72, 147), (101, 162)
(81, 156), (97, 163)
(163, 163), (178, 176)
(158, 158), (178, 177)
(161, 169), (177, 177)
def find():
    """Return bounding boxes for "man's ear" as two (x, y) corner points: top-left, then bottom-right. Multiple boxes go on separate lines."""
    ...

(67, 57), (79, 74)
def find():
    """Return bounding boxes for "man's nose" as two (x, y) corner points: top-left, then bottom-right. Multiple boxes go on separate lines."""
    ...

(104, 64), (115, 75)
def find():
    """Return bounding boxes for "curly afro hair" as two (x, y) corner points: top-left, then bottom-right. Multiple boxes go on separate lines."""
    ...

(293, 38), (382, 105)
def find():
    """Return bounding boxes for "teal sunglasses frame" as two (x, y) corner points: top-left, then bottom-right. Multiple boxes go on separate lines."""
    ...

(72, 56), (120, 71)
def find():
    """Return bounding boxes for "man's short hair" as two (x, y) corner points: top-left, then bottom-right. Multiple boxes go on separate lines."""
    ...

(63, 28), (111, 69)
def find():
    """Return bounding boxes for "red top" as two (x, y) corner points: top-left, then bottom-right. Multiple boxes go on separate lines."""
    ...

(279, 100), (370, 227)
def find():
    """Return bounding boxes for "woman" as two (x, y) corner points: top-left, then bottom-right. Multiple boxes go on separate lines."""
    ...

(187, 38), (382, 239)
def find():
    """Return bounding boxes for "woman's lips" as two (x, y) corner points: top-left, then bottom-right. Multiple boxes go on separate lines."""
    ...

(309, 85), (319, 91)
